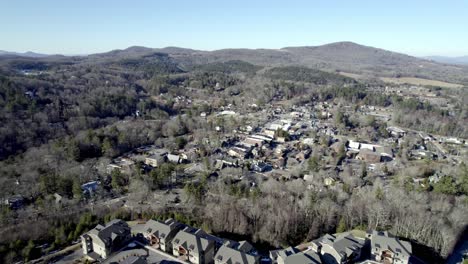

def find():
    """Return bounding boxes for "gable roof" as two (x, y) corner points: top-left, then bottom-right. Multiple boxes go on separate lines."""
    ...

(214, 244), (258, 264)
(86, 219), (130, 248)
(283, 251), (322, 264)
(313, 233), (365, 259)
(172, 227), (216, 254)
(270, 247), (299, 260)
(144, 218), (182, 240)
(371, 231), (412, 258)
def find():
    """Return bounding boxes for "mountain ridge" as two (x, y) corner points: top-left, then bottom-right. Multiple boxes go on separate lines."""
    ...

(2, 42), (468, 85)
(0, 50), (50, 58)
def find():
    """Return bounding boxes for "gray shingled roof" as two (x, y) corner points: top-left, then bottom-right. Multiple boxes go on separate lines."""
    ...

(144, 218), (181, 239)
(323, 233), (365, 257)
(214, 244), (258, 264)
(270, 247), (299, 260)
(283, 251), (322, 264)
(87, 219), (130, 248)
(371, 231), (412, 258)
(172, 227), (215, 254)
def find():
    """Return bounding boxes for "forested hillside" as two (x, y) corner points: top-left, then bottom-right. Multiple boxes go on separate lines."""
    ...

(0, 44), (467, 263)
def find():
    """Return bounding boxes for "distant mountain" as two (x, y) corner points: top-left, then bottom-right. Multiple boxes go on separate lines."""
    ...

(0, 50), (50, 58)
(2, 42), (468, 84)
(424, 55), (468, 65)
(152, 41), (468, 84)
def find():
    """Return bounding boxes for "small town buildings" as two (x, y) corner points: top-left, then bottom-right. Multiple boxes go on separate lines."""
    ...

(347, 140), (361, 151)
(375, 146), (393, 159)
(107, 163), (123, 174)
(410, 150), (436, 160)
(144, 218), (183, 253)
(387, 127), (406, 138)
(295, 149), (311, 162)
(107, 157), (135, 174)
(274, 145), (287, 157)
(272, 157), (286, 169)
(218, 110), (236, 116)
(214, 158), (239, 170)
(251, 161), (272, 172)
(276, 136), (287, 143)
(429, 173), (443, 184)
(356, 149), (381, 163)
(360, 143), (376, 151)
(302, 138), (316, 146)
(185, 163), (205, 175)
(290, 111), (303, 119)
(82, 181), (99, 195)
(419, 132), (433, 142)
(81, 219), (132, 260)
(303, 174), (314, 182)
(369, 231), (412, 264)
(330, 142), (344, 154)
(144, 149), (168, 167)
(243, 137), (264, 148)
(263, 129), (276, 138)
(269, 123), (283, 131)
(214, 241), (259, 264)
(311, 233), (365, 264)
(4, 195), (24, 209)
(228, 146), (251, 159)
(172, 226), (217, 264)
(167, 153), (181, 164)
(441, 137), (464, 145)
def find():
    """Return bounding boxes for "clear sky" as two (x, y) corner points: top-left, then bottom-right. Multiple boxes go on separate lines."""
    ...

(1, 0), (467, 56)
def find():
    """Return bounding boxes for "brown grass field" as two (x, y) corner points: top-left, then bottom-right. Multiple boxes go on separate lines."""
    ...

(339, 72), (463, 88)
(379, 77), (463, 88)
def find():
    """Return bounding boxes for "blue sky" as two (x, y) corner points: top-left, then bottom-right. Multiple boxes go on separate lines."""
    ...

(1, 0), (467, 56)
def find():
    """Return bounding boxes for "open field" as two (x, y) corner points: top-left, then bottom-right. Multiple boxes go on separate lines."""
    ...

(380, 77), (463, 88)
(338, 72), (365, 79)
(339, 72), (464, 88)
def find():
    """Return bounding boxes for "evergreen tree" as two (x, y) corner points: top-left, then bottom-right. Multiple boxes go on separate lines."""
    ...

(336, 217), (347, 233)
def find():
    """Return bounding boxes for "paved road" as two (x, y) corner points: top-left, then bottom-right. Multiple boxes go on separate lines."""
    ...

(135, 241), (185, 263)
(53, 249), (84, 264)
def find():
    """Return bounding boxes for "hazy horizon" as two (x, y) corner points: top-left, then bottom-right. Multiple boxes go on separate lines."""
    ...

(1, 0), (468, 57)
(1, 42), (467, 58)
